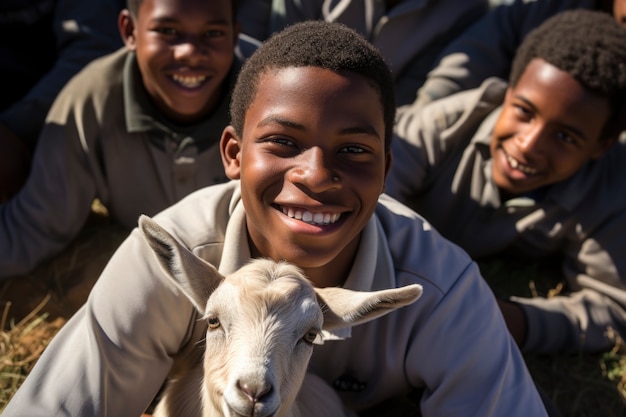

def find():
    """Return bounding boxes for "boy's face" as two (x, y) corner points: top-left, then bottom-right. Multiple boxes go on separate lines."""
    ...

(221, 67), (390, 282)
(119, 0), (238, 124)
(490, 58), (611, 196)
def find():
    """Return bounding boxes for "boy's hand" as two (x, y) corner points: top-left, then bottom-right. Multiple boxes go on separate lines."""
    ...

(497, 299), (527, 347)
(0, 123), (31, 203)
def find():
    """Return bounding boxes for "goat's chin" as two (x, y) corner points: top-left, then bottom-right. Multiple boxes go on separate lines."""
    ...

(223, 399), (280, 417)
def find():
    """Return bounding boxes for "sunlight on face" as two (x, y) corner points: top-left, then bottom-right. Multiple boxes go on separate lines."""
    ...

(490, 59), (611, 196)
(223, 66), (388, 286)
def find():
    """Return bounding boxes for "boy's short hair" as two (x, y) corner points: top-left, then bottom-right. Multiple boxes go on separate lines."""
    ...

(126, 0), (239, 19)
(509, 10), (626, 141)
(230, 20), (396, 151)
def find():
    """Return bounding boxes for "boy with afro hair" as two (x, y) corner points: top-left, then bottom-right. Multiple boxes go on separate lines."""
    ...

(387, 9), (626, 354)
(0, 0), (256, 279)
(3, 20), (548, 417)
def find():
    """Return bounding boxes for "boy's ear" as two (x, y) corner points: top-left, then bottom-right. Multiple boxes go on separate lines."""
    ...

(220, 125), (242, 179)
(118, 9), (137, 50)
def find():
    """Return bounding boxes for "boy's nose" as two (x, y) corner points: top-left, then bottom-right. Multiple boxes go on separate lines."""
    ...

(515, 124), (546, 156)
(290, 147), (340, 192)
(173, 38), (208, 62)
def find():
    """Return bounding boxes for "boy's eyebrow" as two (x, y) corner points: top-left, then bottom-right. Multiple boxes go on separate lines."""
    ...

(257, 116), (382, 138)
(257, 116), (304, 130)
(151, 16), (231, 25)
(514, 94), (589, 142)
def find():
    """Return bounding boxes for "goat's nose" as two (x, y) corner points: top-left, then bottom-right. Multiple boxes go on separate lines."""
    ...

(238, 379), (273, 403)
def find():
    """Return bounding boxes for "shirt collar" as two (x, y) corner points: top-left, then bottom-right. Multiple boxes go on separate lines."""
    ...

(217, 193), (394, 341)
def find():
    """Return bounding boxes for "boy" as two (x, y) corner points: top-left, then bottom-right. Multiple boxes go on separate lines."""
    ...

(386, 10), (626, 354)
(2, 21), (548, 417)
(0, 0), (253, 278)
(414, 0), (625, 109)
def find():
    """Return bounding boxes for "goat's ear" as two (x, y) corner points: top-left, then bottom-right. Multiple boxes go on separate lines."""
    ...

(315, 284), (422, 330)
(139, 215), (224, 313)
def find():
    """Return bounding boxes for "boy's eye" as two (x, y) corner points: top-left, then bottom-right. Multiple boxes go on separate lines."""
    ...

(555, 131), (576, 145)
(340, 145), (366, 154)
(269, 137), (296, 147)
(206, 29), (226, 38)
(155, 27), (178, 36)
(513, 104), (532, 120)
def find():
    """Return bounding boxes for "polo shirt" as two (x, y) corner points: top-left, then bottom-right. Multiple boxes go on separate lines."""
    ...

(387, 77), (626, 353)
(3, 180), (548, 416)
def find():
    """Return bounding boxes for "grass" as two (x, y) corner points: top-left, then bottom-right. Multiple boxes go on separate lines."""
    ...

(0, 210), (625, 416)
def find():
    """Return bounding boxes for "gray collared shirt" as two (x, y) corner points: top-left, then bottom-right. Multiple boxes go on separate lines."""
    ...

(387, 77), (626, 353)
(1, 48), (239, 278)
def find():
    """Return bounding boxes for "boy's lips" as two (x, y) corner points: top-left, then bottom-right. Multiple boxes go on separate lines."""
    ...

(278, 205), (342, 225)
(171, 73), (208, 88)
(503, 149), (538, 175)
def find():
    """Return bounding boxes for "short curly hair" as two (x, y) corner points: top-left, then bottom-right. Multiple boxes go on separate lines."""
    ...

(510, 10), (626, 142)
(229, 20), (396, 152)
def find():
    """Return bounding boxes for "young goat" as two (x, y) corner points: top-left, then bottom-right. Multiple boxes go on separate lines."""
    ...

(139, 215), (422, 417)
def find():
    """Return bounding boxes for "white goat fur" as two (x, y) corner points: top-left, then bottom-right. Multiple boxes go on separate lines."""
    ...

(139, 215), (422, 417)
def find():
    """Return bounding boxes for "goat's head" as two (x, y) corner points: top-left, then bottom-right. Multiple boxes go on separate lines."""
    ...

(139, 215), (422, 417)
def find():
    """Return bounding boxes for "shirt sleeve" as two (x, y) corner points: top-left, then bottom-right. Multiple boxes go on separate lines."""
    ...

(406, 261), (548, 416)
(0, 0), (124, 148)
(0, 99), (99, 278)
(2, 227), (197, 417)
(386, 88), (481, 204)
(515, 208), (626, 354)
(414, 0), (593, 107)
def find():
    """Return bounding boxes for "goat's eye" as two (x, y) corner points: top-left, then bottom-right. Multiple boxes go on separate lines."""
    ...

(303, 329), (320, 345)
(207, 316), (220, 330)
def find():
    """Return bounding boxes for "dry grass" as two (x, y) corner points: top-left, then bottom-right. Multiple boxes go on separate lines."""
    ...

(0, 213), (625, 416)
(0, 295), (66, 406)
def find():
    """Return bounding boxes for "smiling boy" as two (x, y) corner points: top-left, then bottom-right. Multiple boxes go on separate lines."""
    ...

(3, 21), (548, 417)
(387, 10), (626, 354)
(0, 0), (255, 279)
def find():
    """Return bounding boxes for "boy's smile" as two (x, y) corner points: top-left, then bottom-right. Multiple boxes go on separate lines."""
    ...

(490, 58), (611, 197)
(221, 66), (389, 286)
(120, 0), (238, 124)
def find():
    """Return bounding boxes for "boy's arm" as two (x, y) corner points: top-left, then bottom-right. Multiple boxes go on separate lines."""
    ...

(0, 95), (99, 278)
(415, 0), (594, 108)
(513, 209), (626, 354)
(2, 228), (197, 416)
(406, 261), (548, 416)
(384, 101), (436, 203)
(386, 81), (504, 205)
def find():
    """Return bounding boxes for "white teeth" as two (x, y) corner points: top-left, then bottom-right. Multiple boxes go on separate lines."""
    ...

(281, 207), (340, 225)
(506, 153), (537, 174)
(172, 74), (206, 88)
